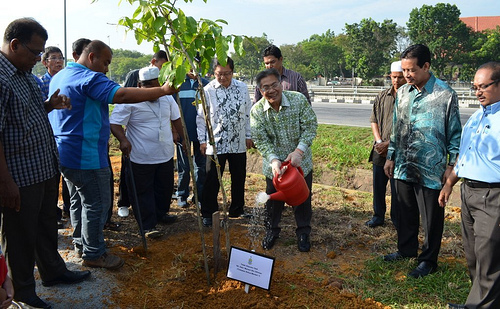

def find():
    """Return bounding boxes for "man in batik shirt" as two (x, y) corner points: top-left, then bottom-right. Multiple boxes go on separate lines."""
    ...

(250, 68), (317, 252)
(383, 44), (461, 279)
(196, 57), (252, 227)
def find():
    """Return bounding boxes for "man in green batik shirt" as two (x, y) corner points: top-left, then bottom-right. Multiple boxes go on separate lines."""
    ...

(250, 68), (317, 252)
(383, 44), (461, 279)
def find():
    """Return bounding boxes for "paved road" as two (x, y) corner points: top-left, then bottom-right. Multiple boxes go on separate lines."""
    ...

(312, 102), (476, 127)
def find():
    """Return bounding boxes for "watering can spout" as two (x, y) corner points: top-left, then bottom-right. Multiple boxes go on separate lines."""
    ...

(269, 191), (287, 203)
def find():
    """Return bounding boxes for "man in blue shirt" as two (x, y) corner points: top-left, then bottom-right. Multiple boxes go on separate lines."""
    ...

(49, 40), (176, 270)
(36, 46), (64, 101)
(174, 72), (209, 208)
(383, 44), (461, 278)
(439, 62), (500, 309)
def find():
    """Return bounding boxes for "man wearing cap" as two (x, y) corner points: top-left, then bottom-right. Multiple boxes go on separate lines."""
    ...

(110, 67), (185, 238)
(49, 40), (177, 270)
(365, 61), (406, 228)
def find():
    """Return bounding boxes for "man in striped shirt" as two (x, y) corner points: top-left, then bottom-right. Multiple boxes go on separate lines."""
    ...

(254, 45), (311, 104)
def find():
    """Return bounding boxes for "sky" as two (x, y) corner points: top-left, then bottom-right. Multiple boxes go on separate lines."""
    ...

(1, 0), (499, 58)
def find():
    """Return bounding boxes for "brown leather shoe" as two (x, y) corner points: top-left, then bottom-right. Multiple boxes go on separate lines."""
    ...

(82, 253), (124, 270)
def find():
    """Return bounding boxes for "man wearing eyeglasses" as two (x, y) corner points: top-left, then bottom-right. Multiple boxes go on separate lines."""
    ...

(439, 62), (500, 309)
(36, 46), (64, 101)
(250, 68), (317, 252)
(383, 44), (462, 279)
(196, 57), (252, 227)
(254, 45), (311, 104)
(0, 18), (89, 309)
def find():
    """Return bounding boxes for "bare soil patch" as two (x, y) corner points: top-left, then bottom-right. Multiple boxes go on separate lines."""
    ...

(35, 153), (463, 308)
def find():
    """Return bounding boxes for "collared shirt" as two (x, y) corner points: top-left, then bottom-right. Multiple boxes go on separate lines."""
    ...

(455, 101), (500, 183)
(196, 78), (252, 155)
(369, 87), (396, 165)
(48, 62), (121, 170)
(254, 67), (311, 104)
(173, 75), (209, 142)
(35, 71), (52, 101)
(0, 52), (59, 187)
(250, 91), (317, 179)
(110, 95), (180, 164)
(387, 73), (461, 190)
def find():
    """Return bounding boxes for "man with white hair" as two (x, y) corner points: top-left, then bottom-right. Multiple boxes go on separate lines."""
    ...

(110, 66), (185, 238)
(365, 61), (406, 228)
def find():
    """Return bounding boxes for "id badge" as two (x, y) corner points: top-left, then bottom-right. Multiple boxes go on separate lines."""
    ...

(159, 129), (165, 142)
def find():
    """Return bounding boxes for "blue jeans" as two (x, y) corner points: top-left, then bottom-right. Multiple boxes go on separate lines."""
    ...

(176, 141), (206, 201)
(61, 166), (111, 260)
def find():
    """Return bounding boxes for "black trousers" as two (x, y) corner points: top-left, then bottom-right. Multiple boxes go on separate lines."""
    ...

(461, 183), (500, 309)
(201, 153), (246, 218)
(372, 164), (398, 226)
(1, 174), (67, 300)
(265, 171), (313, 237)
(117, 154), (131, 208)
(394, 179), (444, 265)
(129, 160), (174, 230)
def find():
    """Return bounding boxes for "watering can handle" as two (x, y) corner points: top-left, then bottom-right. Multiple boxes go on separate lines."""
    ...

(281, 161), (304, 177)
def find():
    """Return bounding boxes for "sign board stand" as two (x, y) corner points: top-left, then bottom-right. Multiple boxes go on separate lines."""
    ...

(227, 246), (275, 291)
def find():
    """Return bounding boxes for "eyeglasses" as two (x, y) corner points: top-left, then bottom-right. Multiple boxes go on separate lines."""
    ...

(214, 71), (233, 78)
(47, 57), (65, 61)
(260, 81), (281, 93)
(21, 43), (43, 57)
(471, 80), (499, 92)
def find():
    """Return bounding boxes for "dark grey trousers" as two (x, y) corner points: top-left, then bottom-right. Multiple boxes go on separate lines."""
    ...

(461, 183), (500, 309)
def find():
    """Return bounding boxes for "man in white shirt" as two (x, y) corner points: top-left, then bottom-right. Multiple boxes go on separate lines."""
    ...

(110, 67), (185, 237)
(197, 57), (252, 226)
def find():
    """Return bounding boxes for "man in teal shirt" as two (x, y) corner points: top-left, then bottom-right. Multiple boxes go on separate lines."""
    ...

(251, 68), (317, 252)
(383, 44), (461, 278)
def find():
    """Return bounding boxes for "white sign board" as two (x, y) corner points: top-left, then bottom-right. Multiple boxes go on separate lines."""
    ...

(226, 246), (275, 290)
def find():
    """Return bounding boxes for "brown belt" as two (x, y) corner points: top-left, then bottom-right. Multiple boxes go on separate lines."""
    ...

(464, 178), (500, 189)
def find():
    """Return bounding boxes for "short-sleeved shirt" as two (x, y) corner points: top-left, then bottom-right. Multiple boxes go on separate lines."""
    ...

(250, 91), (317, 179)
(387, 73), (462, 190)
(173, 75), (209, 142)
(196, 78), (252, 155)
(110, 95), (180, 164)
(254, 67), (311, 104)
(0, 52), (59, 187)
(35, 71), (52, 101)
(48, 62), (120, 170)
(369, 87), (396, 166)
(454, 101), (500, 183)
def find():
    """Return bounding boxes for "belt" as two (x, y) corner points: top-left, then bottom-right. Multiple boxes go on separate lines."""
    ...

(464, 178), (500, 188)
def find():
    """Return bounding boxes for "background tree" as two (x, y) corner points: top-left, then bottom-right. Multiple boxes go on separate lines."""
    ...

(279, 43), (315, 80)
(301, 30), (343, 80)
(344, 18), (398, 81)
(231, 34), (271, 84)
(407, 3), (473, 79)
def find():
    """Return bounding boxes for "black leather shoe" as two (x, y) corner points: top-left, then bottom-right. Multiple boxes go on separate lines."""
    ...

(365, 218), (384, 228)
(16, 295), (52, 309)
(159, 214), (177, 224)
(262, 233), (279, 250)
(448, 303), (466, 309)
(298, 234), (311, 252)
(383, 251), (416, 262)
(42, 269), (91, 287)
(408, 261), (437, 278)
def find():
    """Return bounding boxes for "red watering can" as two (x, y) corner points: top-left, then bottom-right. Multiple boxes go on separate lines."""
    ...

(269, 161), (310, 206)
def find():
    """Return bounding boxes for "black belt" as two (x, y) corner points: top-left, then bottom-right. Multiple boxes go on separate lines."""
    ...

(464, 178), (500, 188)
